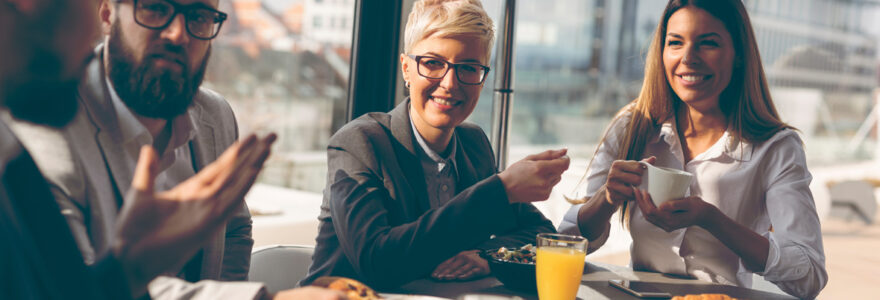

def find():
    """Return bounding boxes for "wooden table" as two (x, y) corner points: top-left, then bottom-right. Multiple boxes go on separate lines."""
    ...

(390, 262), (796, 300)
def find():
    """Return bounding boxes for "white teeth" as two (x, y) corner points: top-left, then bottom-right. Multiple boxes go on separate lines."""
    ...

(432, 97), (455, 106)
(681, 75), (708, 82)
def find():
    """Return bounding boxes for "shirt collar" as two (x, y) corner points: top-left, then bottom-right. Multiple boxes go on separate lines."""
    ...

(651, 120), (678, 146)
(410, 117), (458, 173)
(105, 76), (197, 157)
(650, 118), (752, 162)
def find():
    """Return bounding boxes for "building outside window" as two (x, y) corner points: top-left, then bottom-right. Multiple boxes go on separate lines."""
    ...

(204, 0), (355, 246)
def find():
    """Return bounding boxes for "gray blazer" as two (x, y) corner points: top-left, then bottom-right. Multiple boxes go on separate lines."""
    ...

(303, 100), (556, 289)
(5, 46), (260, 298)
(0, 121), (133, 300)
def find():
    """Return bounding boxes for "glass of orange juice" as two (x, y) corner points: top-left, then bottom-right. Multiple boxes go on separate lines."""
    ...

(536, 233), (587, 300)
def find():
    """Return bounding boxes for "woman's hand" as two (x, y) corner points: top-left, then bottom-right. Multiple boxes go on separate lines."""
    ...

(632, 187), (717, 231)
(431, 250), (490, 281)
(632, 187), (770, 272)
(604, 157), (656, 206)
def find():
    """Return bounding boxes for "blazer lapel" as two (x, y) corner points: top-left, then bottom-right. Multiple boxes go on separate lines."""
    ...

(187, 100), (219, 171)
(389, 100), (418, 157)
(186, 100), (226, 279)
(387, 100), (431, 215)
(78, 47), (134, 206)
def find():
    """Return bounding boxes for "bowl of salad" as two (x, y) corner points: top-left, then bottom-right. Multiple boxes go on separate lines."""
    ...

(480, 244), (537, 293)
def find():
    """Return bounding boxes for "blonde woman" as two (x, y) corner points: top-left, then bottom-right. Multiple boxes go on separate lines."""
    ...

(559, 0), (827, 298)
(303, 0), (569, 289)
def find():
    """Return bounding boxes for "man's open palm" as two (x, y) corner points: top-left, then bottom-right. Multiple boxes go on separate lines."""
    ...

(112, 133), (276, 295)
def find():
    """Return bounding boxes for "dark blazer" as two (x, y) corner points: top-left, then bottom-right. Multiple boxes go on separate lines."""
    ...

(0, 121), (131, 300)
(303, 100), (556, 289)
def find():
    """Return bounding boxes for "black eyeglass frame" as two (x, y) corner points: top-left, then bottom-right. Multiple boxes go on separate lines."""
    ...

(116, 0), (228, 40)
(407, 54), (491, 85)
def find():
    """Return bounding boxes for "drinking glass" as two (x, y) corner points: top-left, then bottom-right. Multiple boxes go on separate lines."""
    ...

(536, 233), (588, 300)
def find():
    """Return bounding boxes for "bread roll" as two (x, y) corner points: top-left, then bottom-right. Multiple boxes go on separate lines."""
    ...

(311, 276), (383, 300)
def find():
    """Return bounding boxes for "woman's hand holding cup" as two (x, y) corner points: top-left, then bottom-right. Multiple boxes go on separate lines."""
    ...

(603, 156), (656, 206)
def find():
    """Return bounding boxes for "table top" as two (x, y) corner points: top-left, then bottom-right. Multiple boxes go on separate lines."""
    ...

(390, 262), (796, 300)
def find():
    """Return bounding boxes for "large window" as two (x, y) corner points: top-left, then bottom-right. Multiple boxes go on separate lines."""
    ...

(203, 0), (355, 247)
(205, 0), (354, 194)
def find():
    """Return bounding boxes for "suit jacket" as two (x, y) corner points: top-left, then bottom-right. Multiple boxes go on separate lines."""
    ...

(0, 120), (132, 300)
(5, 46), (262, 299)
(302, 100), (556, 289)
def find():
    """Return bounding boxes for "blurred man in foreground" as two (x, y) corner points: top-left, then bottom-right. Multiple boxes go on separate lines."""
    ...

(6, 0), (258, 297)
(0, 0), (341, 299)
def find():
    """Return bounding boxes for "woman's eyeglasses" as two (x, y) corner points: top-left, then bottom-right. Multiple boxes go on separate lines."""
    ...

(408, 54), (490, 85)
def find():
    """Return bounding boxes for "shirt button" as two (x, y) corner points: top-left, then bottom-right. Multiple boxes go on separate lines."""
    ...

(441, 184), (449, 192)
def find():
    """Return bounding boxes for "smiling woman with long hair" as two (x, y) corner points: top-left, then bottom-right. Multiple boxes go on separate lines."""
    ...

(559, 0), (827, 298)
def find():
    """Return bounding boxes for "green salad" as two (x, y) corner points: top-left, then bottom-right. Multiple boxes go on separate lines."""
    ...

(489, 244), (536, 264)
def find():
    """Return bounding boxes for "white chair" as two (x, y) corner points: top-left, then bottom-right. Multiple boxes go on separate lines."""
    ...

(248, 244), (315, 294)
(828, 180), (877, 224)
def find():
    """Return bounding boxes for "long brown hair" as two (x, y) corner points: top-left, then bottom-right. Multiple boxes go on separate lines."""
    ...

(568, 0), (792, 225)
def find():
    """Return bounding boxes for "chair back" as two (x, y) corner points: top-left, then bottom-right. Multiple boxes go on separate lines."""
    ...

(829, 180), (877, 224)
(249, 244), (315, 294)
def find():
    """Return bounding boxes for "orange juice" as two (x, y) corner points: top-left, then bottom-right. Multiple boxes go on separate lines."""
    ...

(536, 246), (586, 300)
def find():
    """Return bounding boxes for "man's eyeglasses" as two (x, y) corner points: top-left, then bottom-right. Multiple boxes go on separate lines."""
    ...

(407, 54), (490, 85)
(117, 0), (227, 40)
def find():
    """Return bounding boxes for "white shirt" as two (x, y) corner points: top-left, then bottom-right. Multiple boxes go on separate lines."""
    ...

(106, 77), (197, 193)
(559, 111), (827, 299)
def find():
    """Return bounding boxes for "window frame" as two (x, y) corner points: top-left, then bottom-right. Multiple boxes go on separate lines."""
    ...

(343, 0), (406, 127)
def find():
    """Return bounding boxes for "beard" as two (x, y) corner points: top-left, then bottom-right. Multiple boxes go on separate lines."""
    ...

(105, 22), (209, 120)
(1, 34), (83, 129)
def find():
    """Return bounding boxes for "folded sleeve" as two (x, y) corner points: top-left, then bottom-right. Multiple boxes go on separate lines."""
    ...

(557, 112), (625, 249)
(757, 134), (827, 299)
(558, 203), (584, 236)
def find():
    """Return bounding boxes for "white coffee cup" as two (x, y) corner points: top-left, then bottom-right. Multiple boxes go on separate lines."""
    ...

(638, 162), (693, 206)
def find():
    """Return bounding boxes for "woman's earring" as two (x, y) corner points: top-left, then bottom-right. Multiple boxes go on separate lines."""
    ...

(405, 81), (411, 89)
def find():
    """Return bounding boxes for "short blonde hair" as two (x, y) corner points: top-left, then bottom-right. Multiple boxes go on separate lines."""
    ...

(403, 0), (495, 61)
